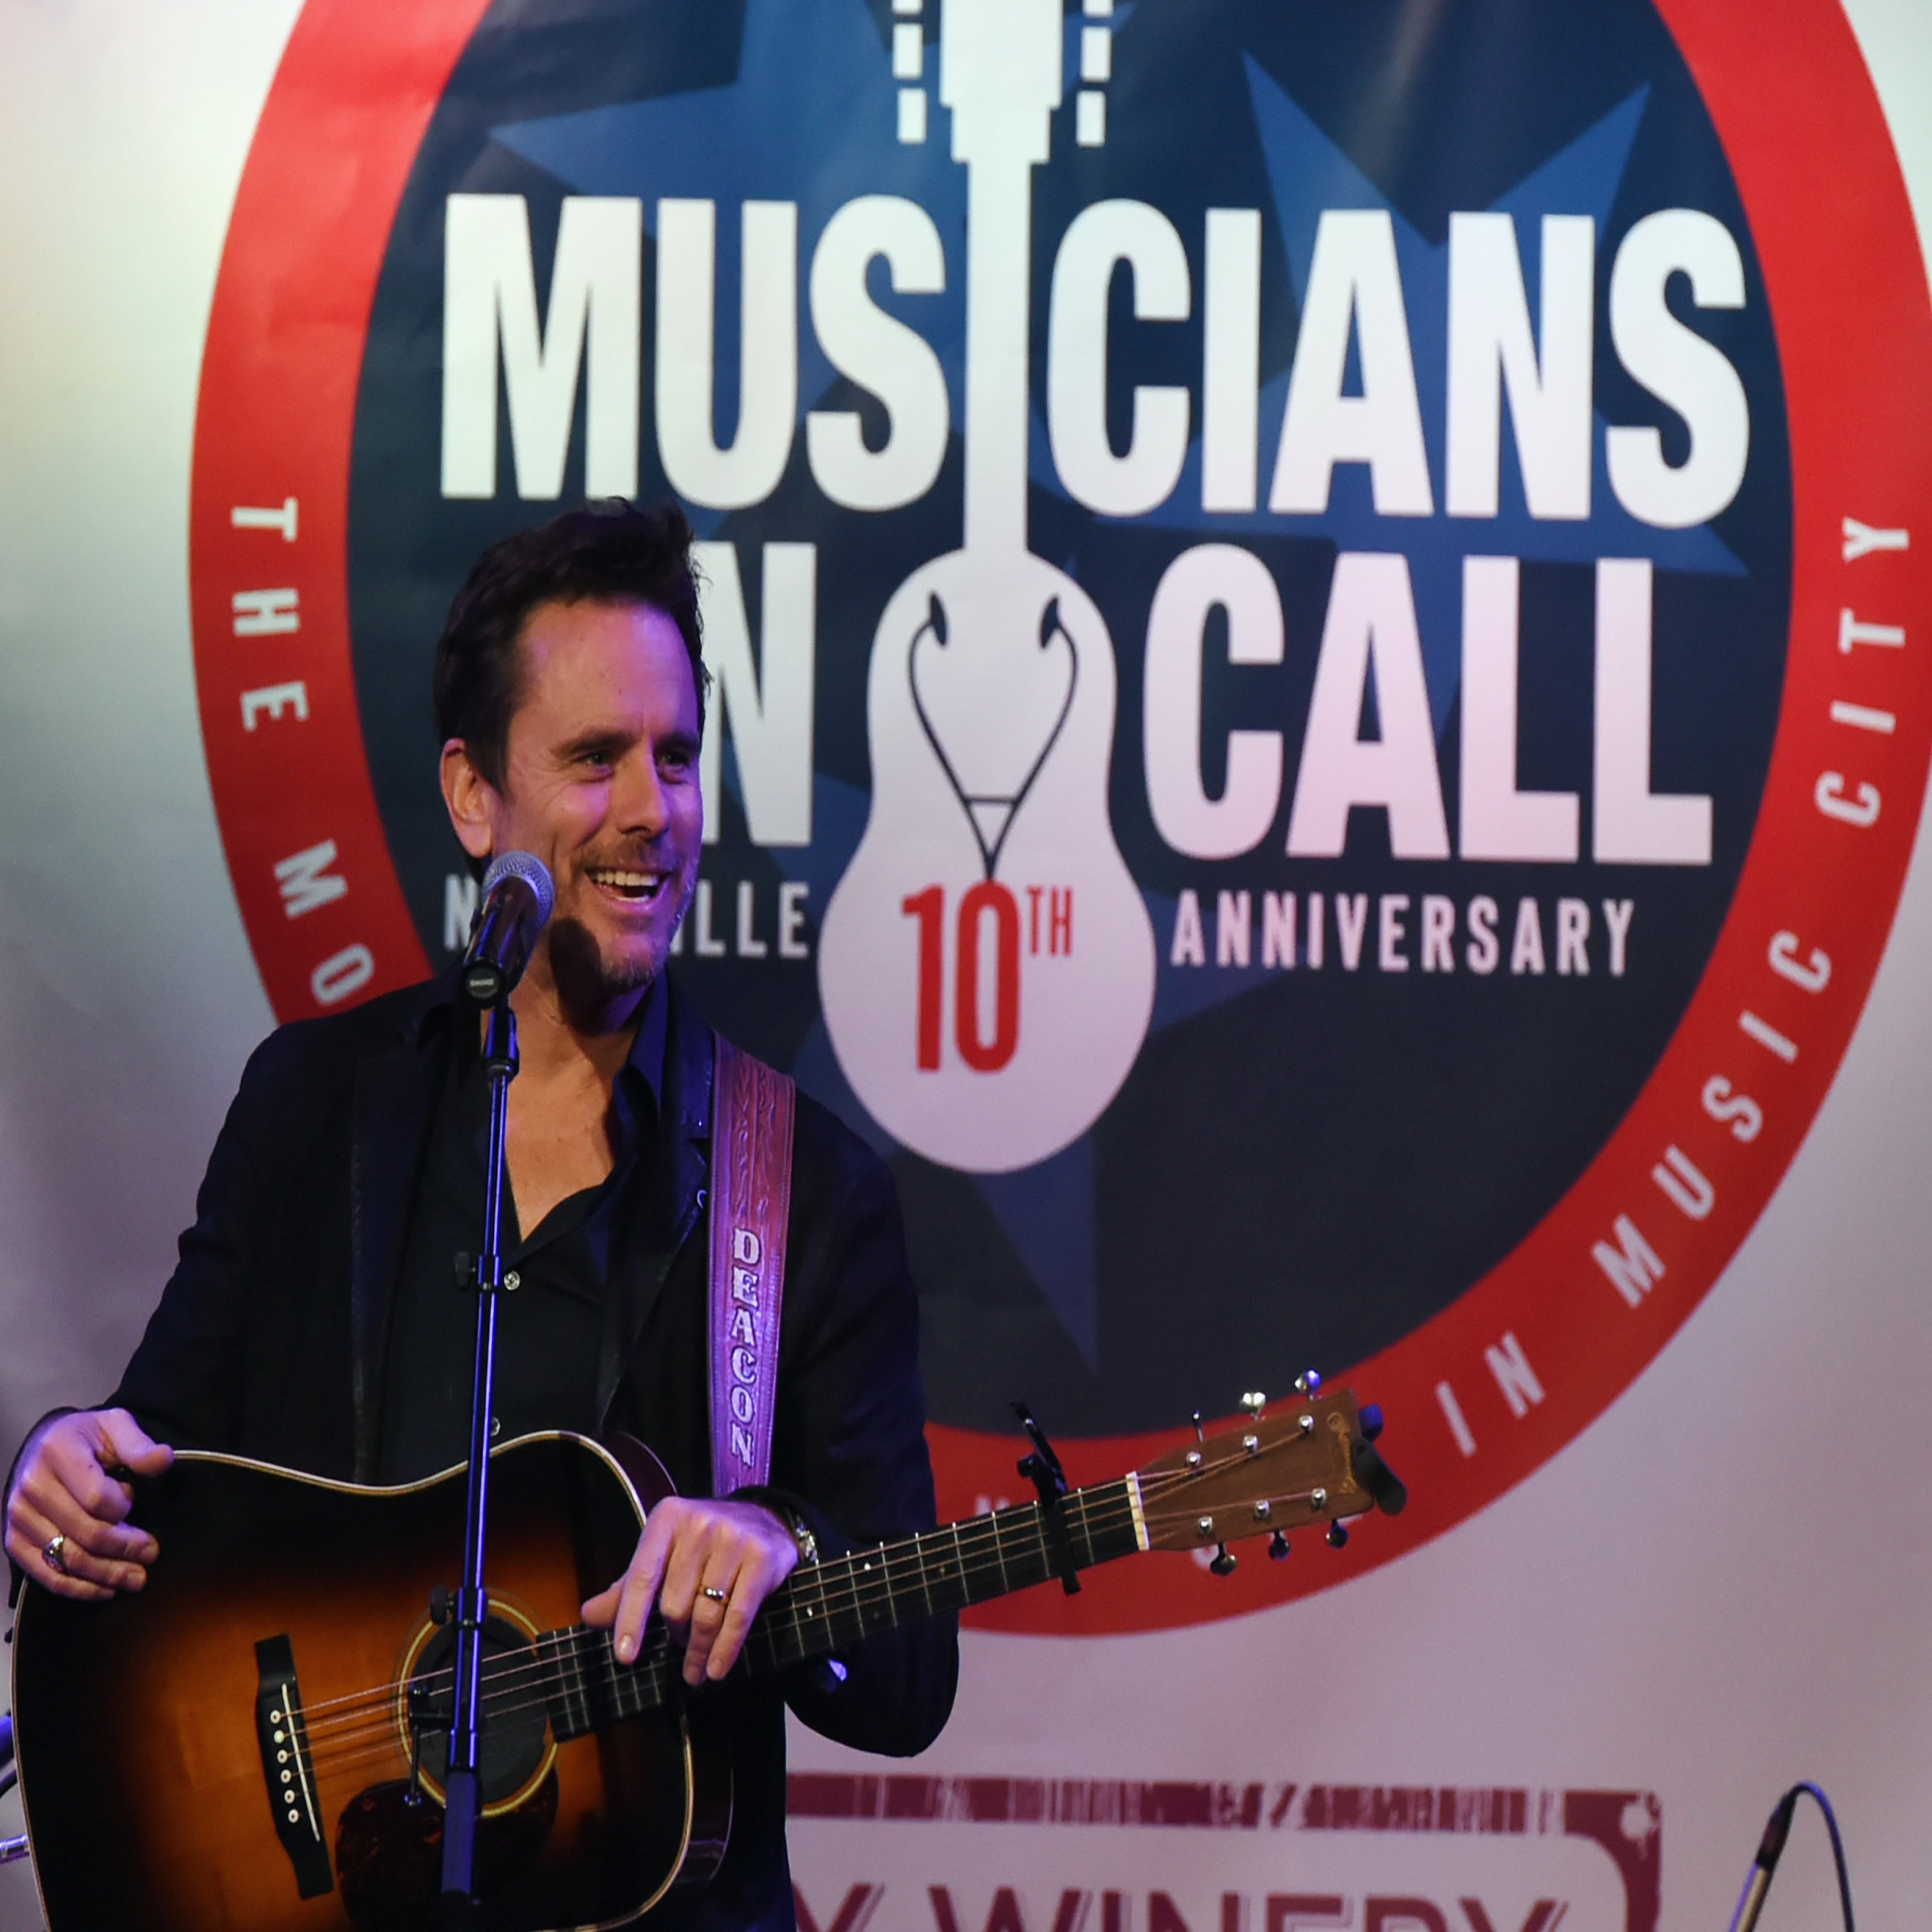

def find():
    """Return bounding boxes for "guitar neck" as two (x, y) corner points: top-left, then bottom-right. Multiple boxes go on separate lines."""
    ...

(532, 1392), (1395, 1735)
(747, 1477), (1145, 1673)
(538, 1478), (1144, 1730)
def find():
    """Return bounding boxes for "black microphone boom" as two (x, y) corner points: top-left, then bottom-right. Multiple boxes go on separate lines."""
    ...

(460, 852), (554, 1005)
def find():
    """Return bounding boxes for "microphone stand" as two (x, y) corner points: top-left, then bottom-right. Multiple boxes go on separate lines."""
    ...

(440, 992), (518, 1925)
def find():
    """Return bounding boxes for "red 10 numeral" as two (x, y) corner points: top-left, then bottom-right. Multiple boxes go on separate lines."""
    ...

(901, 883), (1021, 1073)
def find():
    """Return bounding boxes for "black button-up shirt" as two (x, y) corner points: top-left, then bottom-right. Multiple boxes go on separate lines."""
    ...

(376, 982), (669, 1484)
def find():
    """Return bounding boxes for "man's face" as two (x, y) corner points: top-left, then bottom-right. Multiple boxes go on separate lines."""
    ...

(444, 597), (703, 1003)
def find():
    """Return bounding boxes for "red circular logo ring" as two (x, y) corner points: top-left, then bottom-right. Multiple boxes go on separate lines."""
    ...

(189, 0), (1932, 1633)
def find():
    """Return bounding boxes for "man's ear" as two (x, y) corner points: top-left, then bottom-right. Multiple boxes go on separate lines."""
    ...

(440, 740), (496, 862)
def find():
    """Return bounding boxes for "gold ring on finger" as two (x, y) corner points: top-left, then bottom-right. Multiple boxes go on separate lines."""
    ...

(701, 1584), (728, 1603)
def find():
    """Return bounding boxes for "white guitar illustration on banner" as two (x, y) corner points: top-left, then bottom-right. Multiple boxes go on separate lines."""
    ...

(818, 0), (1158, 1173)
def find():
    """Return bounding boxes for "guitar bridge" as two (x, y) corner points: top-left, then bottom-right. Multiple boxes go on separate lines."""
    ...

(254, 1634), (334, 1899)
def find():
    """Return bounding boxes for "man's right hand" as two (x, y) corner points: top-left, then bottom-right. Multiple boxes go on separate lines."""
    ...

(4, 1409), (173, 1600)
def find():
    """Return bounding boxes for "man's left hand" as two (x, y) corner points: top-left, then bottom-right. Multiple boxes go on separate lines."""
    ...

(582, 1496), (800, 1685)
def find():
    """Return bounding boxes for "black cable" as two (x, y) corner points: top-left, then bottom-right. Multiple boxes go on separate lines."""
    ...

(1788, 1783), (1856, 1932)
(1729, 1782), (1854, 1932)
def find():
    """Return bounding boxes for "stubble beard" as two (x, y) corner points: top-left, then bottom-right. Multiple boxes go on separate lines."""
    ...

(549, 860), (699, 1016)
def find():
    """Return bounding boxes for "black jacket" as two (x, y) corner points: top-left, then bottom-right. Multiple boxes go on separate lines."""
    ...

(113, 970), (958, 1932)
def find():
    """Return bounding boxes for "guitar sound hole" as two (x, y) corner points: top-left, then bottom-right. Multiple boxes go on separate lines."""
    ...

(407, 1614), (552, 1807)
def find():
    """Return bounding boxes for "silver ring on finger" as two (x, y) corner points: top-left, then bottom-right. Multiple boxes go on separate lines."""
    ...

(701, 1584), (729, 1604)
(43, 1533), (67, 1575)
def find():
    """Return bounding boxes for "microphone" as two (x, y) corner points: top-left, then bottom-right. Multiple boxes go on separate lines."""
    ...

(460, 852), (554, 1005)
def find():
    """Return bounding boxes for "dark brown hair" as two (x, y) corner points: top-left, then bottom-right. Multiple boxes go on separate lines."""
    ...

(432, 498), (709, 789)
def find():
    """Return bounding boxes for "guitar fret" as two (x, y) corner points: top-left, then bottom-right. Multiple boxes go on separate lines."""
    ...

(934, 1520), (969, 1604)
(984, 1510), (1022, 1602)
(794, 1550), (836, 1663)
(913, 1523), (934, 1622)
(747, 1616), (780, 1676)
(937, 1520), (970, 1612)
(958, 1509), (1005, 1604)
(1010, 1504), (1054, 1595)
(594, 1629), (627, 1721)
(830, 1547), (868, 1650)
(849, 1548), (875, 1639)
(810, 1550), (837, 1647)
(791, 1561), (823, 1663)
(850, 1546), (885, 1638)
(540, 1627), (591, 1741)
(1073, 1488), (1100, 1568)
(949, 1515), (990, 1606)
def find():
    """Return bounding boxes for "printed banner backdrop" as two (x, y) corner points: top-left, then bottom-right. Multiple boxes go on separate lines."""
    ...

(4, 2), (1932, 1929)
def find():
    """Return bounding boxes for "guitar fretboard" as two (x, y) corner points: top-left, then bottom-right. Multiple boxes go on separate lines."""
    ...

(532, 1478), (1144, 1737)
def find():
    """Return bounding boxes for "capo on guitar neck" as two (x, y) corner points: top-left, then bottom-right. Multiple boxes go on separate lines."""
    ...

(1012, 1403), (1081, 1596)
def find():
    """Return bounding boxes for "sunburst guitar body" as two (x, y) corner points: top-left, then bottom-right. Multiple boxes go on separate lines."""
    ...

(11, 1397), (1404, 1931)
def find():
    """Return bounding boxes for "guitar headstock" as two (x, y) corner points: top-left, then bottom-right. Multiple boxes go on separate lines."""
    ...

(1133, 1384), (1405, 1566)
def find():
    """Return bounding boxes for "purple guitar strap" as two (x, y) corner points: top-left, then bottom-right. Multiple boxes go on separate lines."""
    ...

(708, 1036), (795, 1496)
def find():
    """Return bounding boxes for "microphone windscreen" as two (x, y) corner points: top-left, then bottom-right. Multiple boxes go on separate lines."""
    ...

(481, 850), (555, 927)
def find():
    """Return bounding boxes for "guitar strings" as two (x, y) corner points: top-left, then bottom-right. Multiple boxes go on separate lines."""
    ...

(295, 1451), (1315, 1761)
(290, 1452), (1335, 1782)
(294, 1483), (1156, 1766)
(298, 1504), (1337, 1786)
(294, 1449), (1320, 1761)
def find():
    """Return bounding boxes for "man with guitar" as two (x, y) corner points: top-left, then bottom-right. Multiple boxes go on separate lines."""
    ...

(4, 500), (959, 1930)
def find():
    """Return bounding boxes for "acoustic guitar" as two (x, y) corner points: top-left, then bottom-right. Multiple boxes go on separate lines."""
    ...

(10, 1390), (1403, 1932)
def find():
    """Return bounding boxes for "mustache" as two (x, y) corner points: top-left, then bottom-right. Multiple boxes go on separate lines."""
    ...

(575, 842), (690, 874)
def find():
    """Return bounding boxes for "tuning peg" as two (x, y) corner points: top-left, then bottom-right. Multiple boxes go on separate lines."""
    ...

(1268, 1530), (1290, 1561)
(1209, 1543), (1238, 1576)
(1293, 1369), (1323, 1396)
(1358, 1404), (1383, 1442)
(1239, 1390), (1266, 1418)
(1191, 1410), (1205, 1443)
(1326, 1522), (1349, 1550)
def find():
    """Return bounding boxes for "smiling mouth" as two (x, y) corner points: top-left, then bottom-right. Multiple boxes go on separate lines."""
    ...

(585, 865), (675, 905)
